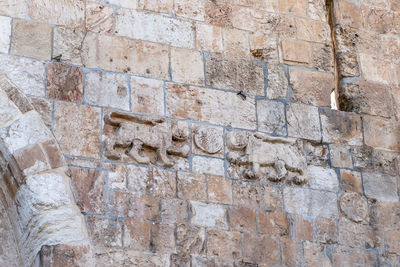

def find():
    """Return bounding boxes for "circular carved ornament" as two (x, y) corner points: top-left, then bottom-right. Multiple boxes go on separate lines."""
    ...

(194, 126), (223, 154)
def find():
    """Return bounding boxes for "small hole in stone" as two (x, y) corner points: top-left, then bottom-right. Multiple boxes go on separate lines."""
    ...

(331, 90), (338, 110)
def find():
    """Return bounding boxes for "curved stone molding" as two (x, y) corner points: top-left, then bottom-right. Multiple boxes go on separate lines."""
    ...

(0, 74), (93, 267)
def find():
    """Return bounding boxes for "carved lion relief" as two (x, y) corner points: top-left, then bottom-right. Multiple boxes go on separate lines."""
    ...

(103, 112), (190, 167)
(226, 130), (309, 184)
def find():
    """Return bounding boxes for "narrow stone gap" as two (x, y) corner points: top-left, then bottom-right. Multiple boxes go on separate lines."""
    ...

(326, 0), (339, 110)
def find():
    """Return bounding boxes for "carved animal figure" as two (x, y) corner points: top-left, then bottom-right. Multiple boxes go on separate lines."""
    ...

(226, 131), (308, 184)
(104, 112), (190, 167)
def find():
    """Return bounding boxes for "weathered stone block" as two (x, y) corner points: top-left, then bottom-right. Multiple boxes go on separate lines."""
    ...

(316, 217), (338, 244)
(131, 76), (164, 116)
(53, 26), (86, 65)
(192, 155), (225, 176)
(257, 212), (289, 236)
(296, 18), (330, 43)
(53, 102), (101, 158)
(29, 97), (52, 128)
(82, 33), (169, 79)
(293, 215), (315, 241)
(177, 172), (207, 201)
(307, 165), (339, 192)
(0, 0), (26, 17)
(329, 143), (353, 168)
(320, 108), (363, 145)
(232, 181), (260, 208)
(229, 206), (256, 232)
(281, 40), (312, 66)
(207, 230), (241, 259)
(339, 192), (368, 223)
(137, 0), (173, 13)
(242, 233), (280, 265)
(289, 68), (334, 107)
(115, 9), (194, 48)
(332, 247), (378, 267)
(333, 0), (362, 28)
(304, 141), (329, 167)
(205, 1), (232, 27)
(166, 83), (256, 130)
(111, 192), (159, 221)
(46, 63), (83, 103)
(86, 3), (115, 34)
(29, 0), (84, 26)
(340, 169), (362, 193)
(338, 218), (376, 248)
(249, 32), (278, 62)
(171, 48), (204, 85)
(283, 187), (338, 218)
(161, 198), (188, 224)
(106, 0), (137, 8)
(351, 145), (373, 169)
(363, 172), (398, 202)
(286, 103), (321, 141)
(70, 167), (105, 214)
(13, 143), (50, 176)
(196, 23), (223, 52)
(266, 64), (288, 99)
(85, 71), (129, 110)
(280, 0), (307, 16)
(359, 53), (397, 85)
(257, 100), (286, 136)
(151, 223), (175, 253)
(0, 88), (21, 129)
(205, 53), (264, 96)
(207, 175), (232, 204)
(11, 20), (52, 60)
(86, 216), (123, 248)
(124, 219), (151, 250)
(189, 201), (228, 229)
(223, 28), (249, 59)
(192, 124), (224, 157)
(175, 0), (206, 21)
(363, 116), (400, 152)
(176, 224), (205, 254)
(0, 16), (11, 53)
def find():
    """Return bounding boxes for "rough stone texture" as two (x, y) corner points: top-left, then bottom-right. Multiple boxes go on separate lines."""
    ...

(339, 192), (368, 223)
(85, 71), (129, 110)
(10, 20), (52, 60)
(329, 143), (353, 169)
(286, 103), (321, 141)
(53, 101), (101, 158)
(190, 201), (228, 229)
(29, 0), (84, 26)
(266, 64), (288, 99)
(131, 76), (164, 116)
(307, 165), (339, 192)
(171, 48), (204, 85)
(0, 0), (27, 18)
(166, 83), (256, 130)
(363, 172), (399, 202)
(363, 115), (400, 152)
(46, 63), (83, 103)
(281, 40), (312, 66)
(192, 125), (224, 157)
(53, 26), (86, 65)
(257, 100), (286, 136)
(0, 16), (11, 54)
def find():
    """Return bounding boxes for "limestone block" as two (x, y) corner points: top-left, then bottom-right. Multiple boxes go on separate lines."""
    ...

(171, 48), (204, 85)
(0, 0), (26, 17)
(95, 250), (169, 266)
(205, 1), (232, 27)
(329, 143), (353, 168)
(226, 131), (307, 183)
(280, 0), (307, 16)
(106, 0), (137, 8)
(166, 83), (256, 130)
(190, 201), (228, 229)
(359, 53), (397, 85)
(242, 233), (280, 265)
(160, 198), (188, 224)
(151, 223), (175, 253)
(131, 76), (164, 116)
(192, 155), (224, 176)
(232, 181), (261, 208)
(229, 206), (256, 232)
(249, 32), (279, 62)
(53, 26), (86, 65)
(296, 18), (330, 43)
(307, 165), (339, 192)
(0, 16), (11, 53)
(28, 0), (84, 27)
(176, 224), (205, 254)
(266, 64), (288, 99)
(307, 0), (326, 21)
(351, 145), (373, 169)
(124, 219), (151, 250)
(111, 191), (159, 221)
(312, 43), (334, 72)
(286, 102), (321, 141)
(0, 111), (52, 154)
(177, 172), (207, 201)
(338, 218), (376, 248)
(29, 97), (52, 128)
(175, 0), (206, 21)
(137, 0), (173, 13)
(0, 88), (21, 129)
(332, 247), (377, 267)
(257, 100), (286, 136)
(257, 211), (289, 236)
(46, 63), (83, 103)
(334, 0), (362, 28)
(86, 2), (115, 34)
(293, 215), (315, 241)
(339, 192), (368, 223)
(373, 149), (398, 176)
(304, 141), (329, 167)
(86, 216), (123, 248)
(223, 28), (249, 59)
(207, 230), (241, 259)
(13, 144), (51, 176)
(340, 169), (362, 193)
(82, 33), (169, 79)
(364, 116), (399, 151)
(363, 172), (398, 202)
(289, 68), (335, 107)
(196, 23), (223, 53)
(70, 167), (106, 214)
(53, 102), (101, 158)
(207, 175), (232, 204)
(281, 40), (312, 66)
(115, 9), (194, 48)
(283, 187), (338, 218)
(103, 111), (190, 168)
(85, 71), (129, 110)
(11, 20), (52, 60)
(205, 53), (264, 95)
(192, 125), (224, 157)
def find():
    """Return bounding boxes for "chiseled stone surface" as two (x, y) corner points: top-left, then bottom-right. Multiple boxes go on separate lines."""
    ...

(286, 102), (321, 141)
(0, 16), (11, 54)
(29, 0), (84, 26)
(131, 76), (164, 115)
(189, 201), (228, 229)
(363, 172), (399, 202)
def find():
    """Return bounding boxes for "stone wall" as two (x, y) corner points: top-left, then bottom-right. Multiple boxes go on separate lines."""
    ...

(0, 0), (399, 266)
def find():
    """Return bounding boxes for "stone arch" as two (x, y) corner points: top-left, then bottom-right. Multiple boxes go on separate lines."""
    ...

(0, 73), (93, 267)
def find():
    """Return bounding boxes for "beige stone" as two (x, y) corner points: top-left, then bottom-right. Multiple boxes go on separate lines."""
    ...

(86, 2), (114, 34)
(223, 28), (249, 59)
(340, 169), (362, 193)
(359, 53), (397, 85)
(307, 165), (339, 192)
(29, 0), (84, 26)
(53, 101), (101, 158)
(166, 83), (256, 130)
(207, 230), (241, 259)
(207, 175), (232, 204)
(115, 9), (194, 48)
(249, 32), (279, 62)
(131, 76), (164, 116)
(106, 0), (137, 8)
(137, 0), (173, 13)
(286, 103), (321, 141)
(192, 155), (225, 176)
(29, 97), (52, 128)
(257, 211), (289, 236)
(196, 23), (223, 52)
(0, 88), (21, 129)
(82, 33), (169, 79)
(296, 18), (330, 43)
(175, 0), (206, 21)
(53, 26), (86, 65)
(190, 201), (228, 229)
(363, 115), (400, 151)
(257, 100), (286, 135)
(363, 172), (398, 202)
(0, 16), (10, 53)
(177, 172), (207, 201)
(329, 143), (353, 168)
(0, 0), (26, 18)
(242, 233), (280, 265)
(339, 192), (368, 223)
(281, 40), (312, 66)
(229, 206), (256, 232)
(85, 71), (129, 110)
(266, 64), (288, 99)
(160, 198), (188, 224)
(192, 124), (224, 157)
(11, 20), (52, 60)
(280, 0), (307, 16)
(171, 48), (204, 85)
(338, 218), (376, 248)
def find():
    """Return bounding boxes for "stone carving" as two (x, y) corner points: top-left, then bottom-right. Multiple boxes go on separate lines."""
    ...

(104, 112), (190, 167)
(339, 192), (368, 223)
(226, 130), (308, 184)
(193, 126), (223, 154)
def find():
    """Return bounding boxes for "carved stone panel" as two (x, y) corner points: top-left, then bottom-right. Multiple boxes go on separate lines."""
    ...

(226, 130), (308, 184)
(103, 111), (190, 169)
